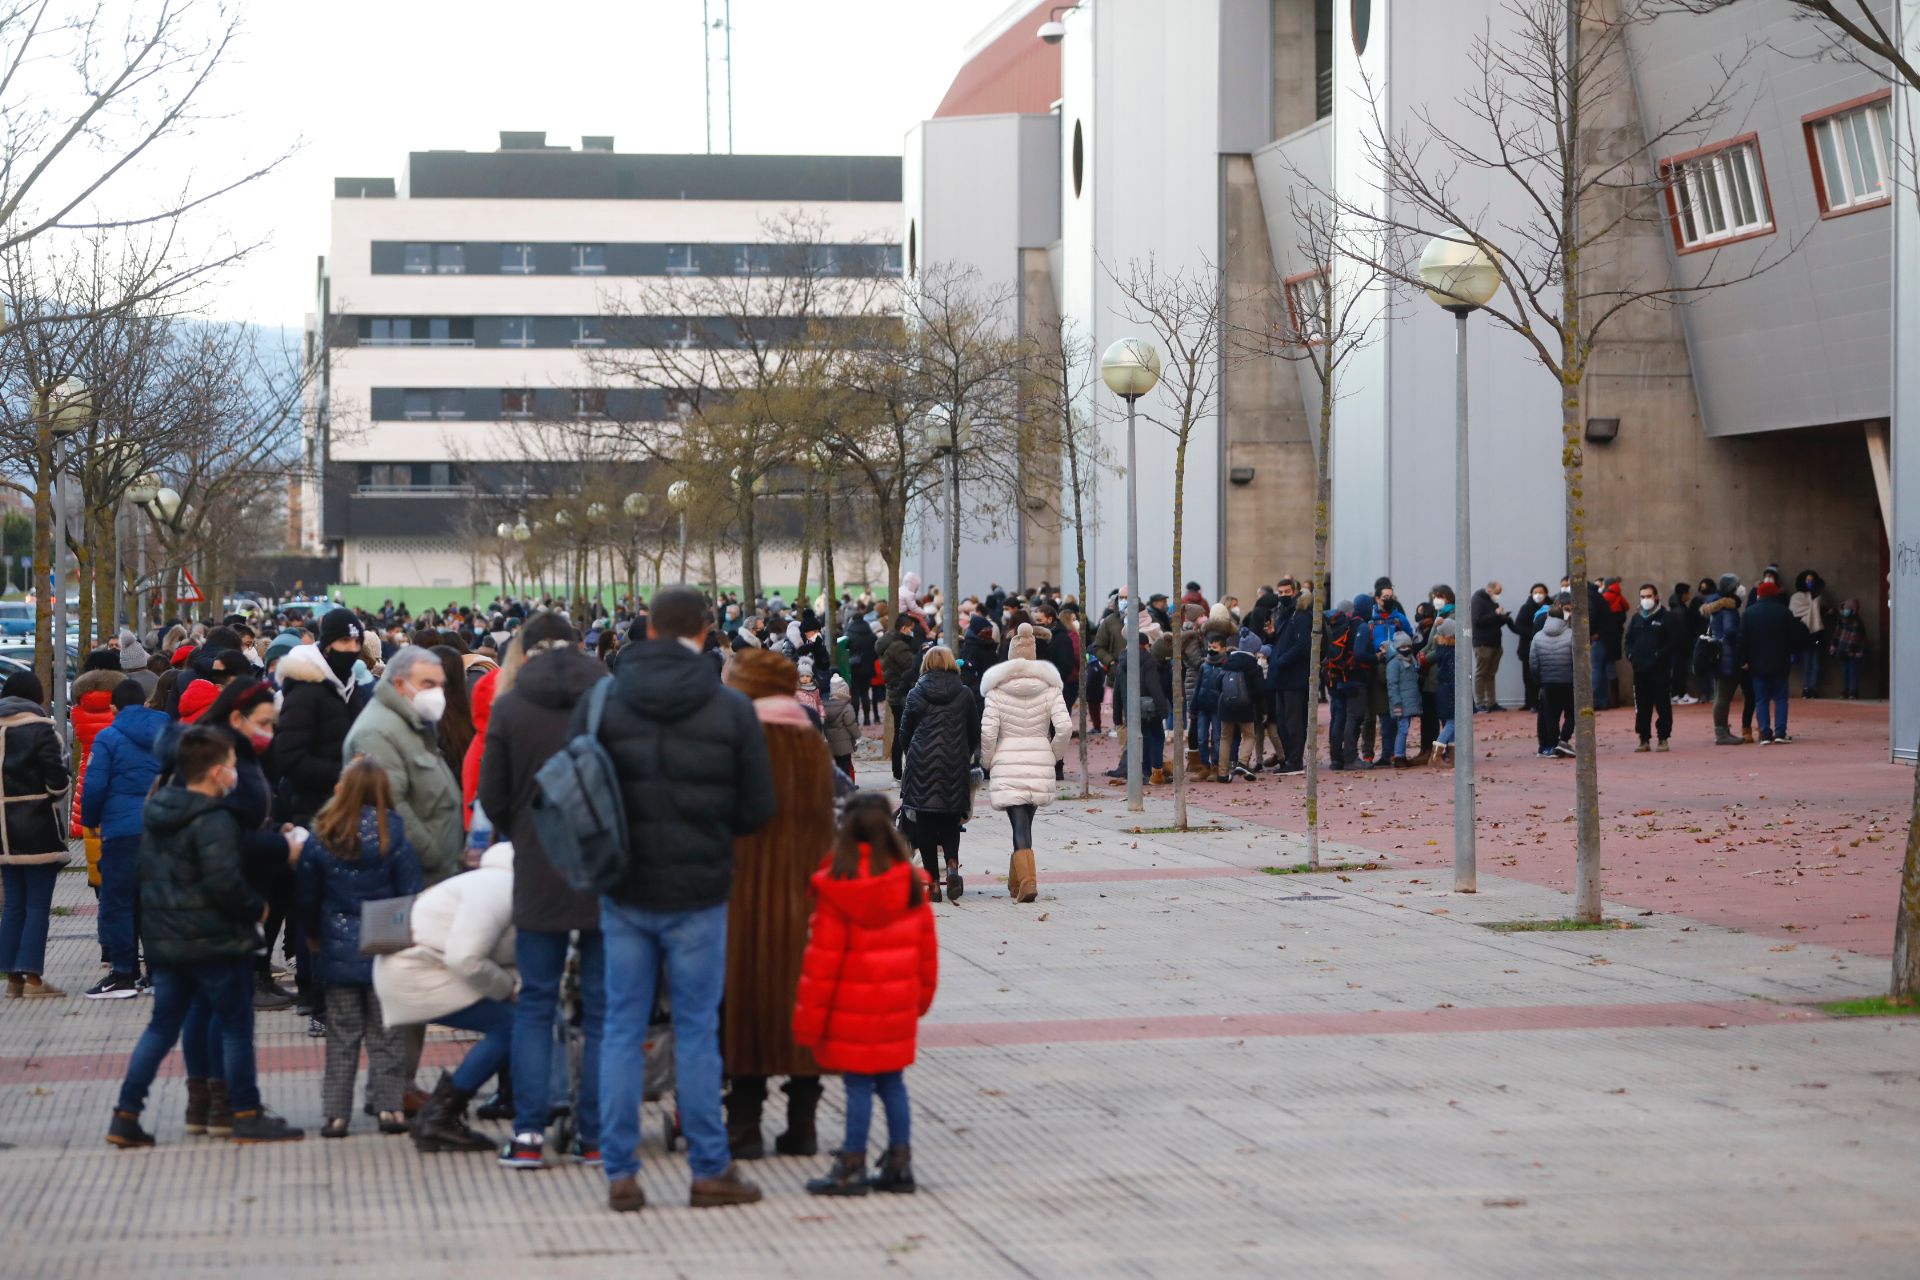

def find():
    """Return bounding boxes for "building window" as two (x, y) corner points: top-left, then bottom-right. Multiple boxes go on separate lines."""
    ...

(571, 243), (606, 274)
(500, 242), (535, 273)
(368, 317), (412, 345)
(573, 316), (605, 346)
(1283, 269), (1330, 344)
(402, 243), (432, 274)
(500, 317), (534, 348)
(501, 388), (535, 418)
(573, 389), (608, 419)
(1661, 136), (1773, 251)
(884, 244), (904, 276)
(664, 244), (697, 274)
(735, 244), (771, 275)
(403, 389), (464, 420)
(433, 243), (465, 274)
(1805, 93), (1893, 215)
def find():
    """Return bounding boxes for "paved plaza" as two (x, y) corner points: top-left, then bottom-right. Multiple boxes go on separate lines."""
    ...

(4, 704), (1919, 1277)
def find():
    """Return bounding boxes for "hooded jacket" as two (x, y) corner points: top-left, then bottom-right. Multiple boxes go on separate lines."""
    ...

(0, 694), (69, 864)
(1530, 615), (1575, 684)
(584, 638), (776, 913)
(119, 640), (158, 697)
(373, 842), (516, 1027)
(821, 686), (860, 757)
(877, 624), (924, 706)
(476, 645), (608, 933)
(80, 704), (169, 842)
(1386, 650), (1422, 713)
(343, 674), (464, 885)
(296, 806), (424, 986)
(1701, 595), (1742, 679)
(979, 657), (1073, 810)
(791, 851), (938, 1075)
(273, 644), (373, 824)
(1739, 594), (1809, 678)
(461, 666), (499, 822)
(898, 668), (979, 815)
(137, 784), (262, 966)
(1267, 604), (1314, 693)
(68, 668), (123, 838)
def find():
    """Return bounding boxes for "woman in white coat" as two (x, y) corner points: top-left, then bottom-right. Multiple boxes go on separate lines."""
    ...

(979, 624), (1073, 903)
(374, 840), (517, 1153)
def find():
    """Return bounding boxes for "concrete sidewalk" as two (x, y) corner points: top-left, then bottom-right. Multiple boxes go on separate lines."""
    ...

(3, 791), (1917, 1277)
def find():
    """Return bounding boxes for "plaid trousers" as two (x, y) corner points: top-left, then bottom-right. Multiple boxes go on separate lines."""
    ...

(322, 984), (410, 1118)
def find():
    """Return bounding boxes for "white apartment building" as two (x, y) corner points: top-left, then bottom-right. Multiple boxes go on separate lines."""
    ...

(304, 133), (902, 592)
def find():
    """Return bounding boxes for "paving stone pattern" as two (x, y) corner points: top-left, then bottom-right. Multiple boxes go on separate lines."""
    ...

(3, 792), (1918, 1278)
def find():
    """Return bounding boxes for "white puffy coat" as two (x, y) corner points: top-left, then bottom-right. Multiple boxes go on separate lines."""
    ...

(373, 842), (517, 1027)
(978, 658), (1073, 810)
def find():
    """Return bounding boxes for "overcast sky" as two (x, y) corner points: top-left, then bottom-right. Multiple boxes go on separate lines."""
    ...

(177, 0), (1018, 327)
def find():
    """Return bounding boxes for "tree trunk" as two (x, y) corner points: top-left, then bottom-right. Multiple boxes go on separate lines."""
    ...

(1170, 434), (1189, 830)
(822, 483), (838, 672)
(31, 423), (52, 695)
(73, 526), (92, 656)
(1067, 433), (1092, 798)
(796, 532), (811, 607)
(881, 540), (902, 759)
(1306, 388), (1335, 870)
(93, 505), (114, 644)
(946, 449), (961, 645)
(1564, 351), (1603, 922)
(739, 492), (759, 604)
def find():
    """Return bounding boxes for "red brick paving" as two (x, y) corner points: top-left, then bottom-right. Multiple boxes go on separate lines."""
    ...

(1065, 698), (1911, 956)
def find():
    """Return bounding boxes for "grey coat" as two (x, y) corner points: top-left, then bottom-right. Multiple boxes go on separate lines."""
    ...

(343, 677), (464, 884)
(1531, 615), (1576, 685)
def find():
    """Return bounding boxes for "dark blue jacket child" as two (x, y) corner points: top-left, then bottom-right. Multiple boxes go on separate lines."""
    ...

(296, 806), (423, 987)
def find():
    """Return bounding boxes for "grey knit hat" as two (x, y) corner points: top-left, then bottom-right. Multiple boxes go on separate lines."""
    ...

(1717, 573), (1740, 595)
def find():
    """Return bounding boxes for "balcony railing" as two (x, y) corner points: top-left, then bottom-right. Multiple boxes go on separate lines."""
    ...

(355, 484), (476, 497)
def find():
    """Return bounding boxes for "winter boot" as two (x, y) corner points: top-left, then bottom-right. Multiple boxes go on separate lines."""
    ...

(106, 1109), (155, 1149)
(869, 1144), (917, 1194)
(805, 1150), (871, 1197)
(1714, 728), (1743, 746)
(944, 854), (964, 902)
(774, 1077), (822, 1156)
(1148, 766), (1170, 785)
(1008, 849), (1038, 904)
(231, 1108), (305, 1143)
(725, 1078), (767, 1160)
(1634, 739), (1651, 753)
(183, 1078), (210, 1135)
(477, 1066), (514, 1120)
(411, 1071), (494, 1153)
(206, 1080), (234, 1137)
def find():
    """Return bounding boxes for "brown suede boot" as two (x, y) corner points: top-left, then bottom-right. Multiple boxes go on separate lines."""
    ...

(1008, 849), (1038, 903)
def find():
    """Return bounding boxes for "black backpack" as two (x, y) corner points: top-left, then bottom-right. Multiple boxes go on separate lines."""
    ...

(531, 678), (630, 895)
(1218, 666), (1256, 723)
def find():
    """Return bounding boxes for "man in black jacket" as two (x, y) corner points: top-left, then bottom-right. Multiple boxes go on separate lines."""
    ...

(269, 608), (373, 824)
(1266, 591), (1314, 774)
(1468, 582), (1510, 713)
(108, 727), (301, 1147)
(1623, 583), (1679, 752)
(590, 586), (774, 1213)
(1739, 580), (1808, 744)
(878, 612), (925, 777)
(476, 610), (611, 1170)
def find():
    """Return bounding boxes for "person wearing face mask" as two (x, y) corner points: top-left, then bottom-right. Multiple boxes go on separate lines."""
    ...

(343, 646), (463, 886)
(1788, 569), (1828, 698)
(1515, 583), (1550, 712)
(1623, 583), (1678, 752)
(271, 610), (376, 832)
(1829, 597), (1868, 698)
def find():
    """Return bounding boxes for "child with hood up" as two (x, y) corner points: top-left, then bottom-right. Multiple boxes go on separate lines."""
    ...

(822, 674), (860, 777)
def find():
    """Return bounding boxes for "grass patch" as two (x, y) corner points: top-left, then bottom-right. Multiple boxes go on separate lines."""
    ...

(1820, 996), (1920, 1018)
(49, 905), (73, 917)
(1479, 918), (1642, 933)
(1261, 861), (1382, 875)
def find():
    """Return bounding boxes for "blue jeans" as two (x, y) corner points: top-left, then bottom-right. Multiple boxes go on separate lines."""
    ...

(1196, 712), (1219, 767)
(843, 1070), (911, 1153)
(513, 927), (605, 1143)
(1795, 648), (1821, 694)
(1590, 641), (1612, 709)
(1842, 657), (1860, 696)
(181, 992), (225, 1079)
(1329, 686), (1366, 765)
(437, 999), (516, 1095)
(1391, 716), (1413, 757)
(98, 835), (140, 976)
(0, 863), (58, 975)
(118, 958), (259, 1113)
(1754, 673), (1790, 737)
(598, 898), (728, 1182)
(1140, 717), (1166, 771)
(1437, 718), (1456, 746)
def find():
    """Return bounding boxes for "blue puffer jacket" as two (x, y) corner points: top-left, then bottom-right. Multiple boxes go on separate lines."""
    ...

(295, 806), (424, 986)
(79, 705), (168, 841)
(1386, 652), (1422, 715)
(1193, 655), (1225, 714)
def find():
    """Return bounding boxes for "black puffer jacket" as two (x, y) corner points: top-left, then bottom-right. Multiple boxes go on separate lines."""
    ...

(877, 627), (923, 706)
(478, 645), (608, 933)
(845, 613), (878, 685)
(138, 784), (263, 966)
(270, 645), (371, 823)
(0, 695), (69, 863)
(1739, 596), (1810, 678)
(898, 669), (978, 815)
(582, 639), (776, 913)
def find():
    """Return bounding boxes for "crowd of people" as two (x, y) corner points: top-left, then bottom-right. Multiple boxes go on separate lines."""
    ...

(0, 556), (1869, 1208)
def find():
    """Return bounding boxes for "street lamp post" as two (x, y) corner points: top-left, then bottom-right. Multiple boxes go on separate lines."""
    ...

(667, 480), (691, 584)
(123, 473), (162, 636)
(1418, 235), (1503, 895)
(32, 376), (93, 735)
(623, 492), (650, 605)
(1100, 338), (1161, 813)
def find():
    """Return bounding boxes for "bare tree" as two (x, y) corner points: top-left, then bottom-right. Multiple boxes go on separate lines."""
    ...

(1658, 1), (1918, 87)
(1241, 198), (1390, 869)
(1307, 0), (1796, 919)
(1027, 314), (1114, 797)
(1108, 254), (1232, 831)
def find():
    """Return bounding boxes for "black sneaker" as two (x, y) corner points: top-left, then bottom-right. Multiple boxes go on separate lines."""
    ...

(85, 973), (140, 1000)
(106, 1109), (155, 1148)
(1276, 763), (1305, 776)
(306, 1016), (327, 1038)
(230, 1108), (305, 1143)
(134, 974), (151, 995)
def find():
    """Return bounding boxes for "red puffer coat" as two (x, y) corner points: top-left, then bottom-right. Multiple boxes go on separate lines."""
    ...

(69, 675), (122, 839)
(792, 852), (938, 1075)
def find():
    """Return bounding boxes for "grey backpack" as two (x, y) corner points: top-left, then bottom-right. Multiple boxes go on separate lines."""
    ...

(532, 677), (630, 895)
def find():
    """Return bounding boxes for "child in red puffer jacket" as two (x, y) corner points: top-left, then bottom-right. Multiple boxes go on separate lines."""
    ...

(792, 793), (938, 1197)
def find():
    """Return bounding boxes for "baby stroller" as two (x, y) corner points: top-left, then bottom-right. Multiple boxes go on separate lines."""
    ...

(548, 944), (681, 1155)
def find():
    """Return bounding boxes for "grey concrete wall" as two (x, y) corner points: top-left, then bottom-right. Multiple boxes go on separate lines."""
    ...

(1892, 0), (1919, 758)
(1020, 245), (1066, 592)
(1270, 0), (1320, 139)
(1627, 1), (1892, 438)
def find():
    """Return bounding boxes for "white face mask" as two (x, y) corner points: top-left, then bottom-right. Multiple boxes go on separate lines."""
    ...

(411, 685), (447, 723)
(1532, 592), (1546, 604)
(1431, 596), (1447, 611)
(1641, 598), (1657, 612)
